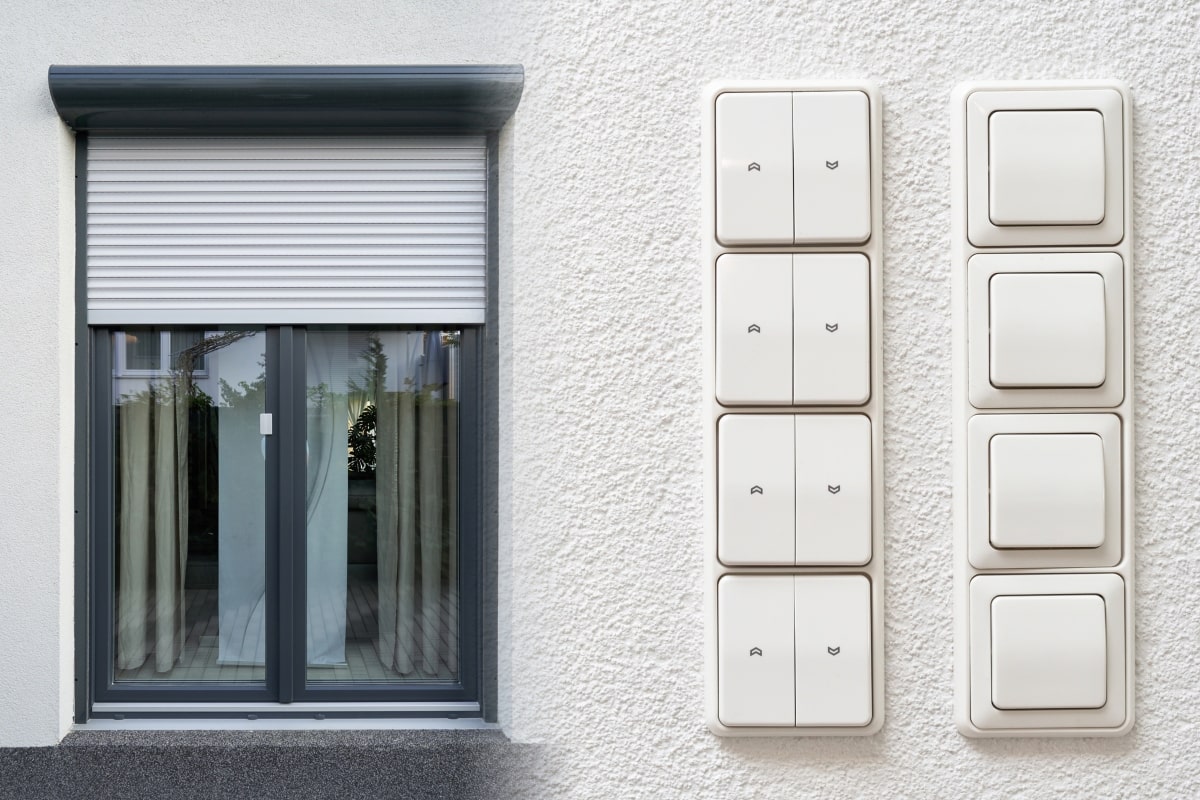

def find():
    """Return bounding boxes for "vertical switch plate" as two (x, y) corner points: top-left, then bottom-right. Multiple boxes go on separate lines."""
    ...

(703, 81), (884, 737)
(952, 81), (1135, 737)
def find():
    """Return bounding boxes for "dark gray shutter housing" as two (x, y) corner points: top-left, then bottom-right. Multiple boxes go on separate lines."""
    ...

(49, 66), (522, 324)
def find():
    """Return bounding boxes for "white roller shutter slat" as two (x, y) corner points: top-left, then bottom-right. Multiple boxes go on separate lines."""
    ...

(88, 161), (484, 172)
(86, 135), (487, 324)
(91, 180), (487, 192)
(89, 225), (485, 236)
(90, 191), (482, 203)
(90, 213), (480, 224)
(91, 266), (484, 278)
(90, 205), (482, 217)
(88, 135), (478, 149)
(92, 245), (485, 256)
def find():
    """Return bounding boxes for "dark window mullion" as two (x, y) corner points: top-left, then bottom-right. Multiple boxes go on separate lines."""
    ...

(275, 326), (302, 702)
(277, 326), (309, 701)
(265, 328), (282, 702)
(90, 326), (116, 698)
(458, 326), (483, 706)
(75, 137), (92, 723)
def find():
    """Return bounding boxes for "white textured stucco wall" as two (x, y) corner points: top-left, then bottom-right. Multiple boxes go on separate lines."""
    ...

(504, 1), (1200, 796)
(3, 0), (1200, 796)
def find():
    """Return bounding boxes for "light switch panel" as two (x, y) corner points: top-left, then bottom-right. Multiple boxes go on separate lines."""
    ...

(964, 86), (1124, 247)
(989, 272), (1107, 389)
(952, 81), (1134, 737)
(793, 254), (870, 405)
(989, 433), (1107, 550)
(718, 414), (796, 565)
(988, 110), (1106, 227)
(792, 91), (871, 244)
(990, 594), (1108, 711)
(715, 253), (793, 405)
(715, 92), (794, 246)
(704, 80), (884, 737)
(717, 575), (796, 726)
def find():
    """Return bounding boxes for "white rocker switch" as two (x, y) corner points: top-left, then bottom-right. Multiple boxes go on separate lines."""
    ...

(795, 415), (872, 565)
(793, 91), (871, 244)
(715, 254), (793, 405)
(715, 92), (794, 246)
(989, 110), (1106, 227)
(990, 433), (1106, 549)
(990, 594), (1108, 710)
(989, 272), (1107, 389)
(717, 575), (796, 726)
(795, 574), (872, 726)
(717, 414), (795, 566)
(793, 253), (870, 405)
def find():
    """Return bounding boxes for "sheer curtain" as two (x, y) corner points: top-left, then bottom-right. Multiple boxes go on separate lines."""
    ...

(116, 377), (189, 673)
(374, 332), (458, 679)
(305, 330), (349, 667)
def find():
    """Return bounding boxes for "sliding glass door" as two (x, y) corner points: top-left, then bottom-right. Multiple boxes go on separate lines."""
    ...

(304, 328), (461, 686)
(107, 327), (268, 688)
(92, 326), (478, 707)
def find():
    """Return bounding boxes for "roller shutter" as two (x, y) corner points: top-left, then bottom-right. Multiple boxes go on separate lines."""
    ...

(86, 135), (487, 324)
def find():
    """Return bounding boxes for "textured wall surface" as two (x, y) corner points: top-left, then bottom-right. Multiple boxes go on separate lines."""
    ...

(502, 1), (1200, 797)
(3, 0), (1200, 796)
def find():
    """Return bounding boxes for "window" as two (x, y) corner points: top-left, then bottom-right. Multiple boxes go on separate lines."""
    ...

(51, 66), (522, 720)
(96, 325), (478, 704)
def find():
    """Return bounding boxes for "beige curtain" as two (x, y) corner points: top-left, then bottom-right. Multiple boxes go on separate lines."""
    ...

(115, 379), (189, 673)
(375, 333), (458, 678)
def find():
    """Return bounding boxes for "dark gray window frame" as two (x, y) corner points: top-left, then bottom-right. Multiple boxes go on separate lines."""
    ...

(54, 65), (521, 722)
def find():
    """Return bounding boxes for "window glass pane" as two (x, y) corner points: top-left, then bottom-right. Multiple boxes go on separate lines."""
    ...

(123, 329), (162, 371)
(169, 330), (207, 372)
(305, 328), (461, 684)
(111, 328), (267, 683)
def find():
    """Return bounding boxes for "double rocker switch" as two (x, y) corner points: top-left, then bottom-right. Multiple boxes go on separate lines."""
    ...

(717, 253), (869, 406)
(719, 414), (871, 566)
(718, 574), (872, 727)
(706, 82), (881, 738)
(716, 90), (871, 245)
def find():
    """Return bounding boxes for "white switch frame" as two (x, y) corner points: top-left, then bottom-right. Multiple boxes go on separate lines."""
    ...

(969, 574), (1127, 731)
(953, 81), (1135, 738)
(967, 252), (1124, 409)
(966, 87), (1124, 247)
(966, 413), (1121, 570)
(704, 80), (884, 737)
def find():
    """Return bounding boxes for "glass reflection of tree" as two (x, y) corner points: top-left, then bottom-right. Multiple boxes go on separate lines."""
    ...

(348, 336), (385, 475)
